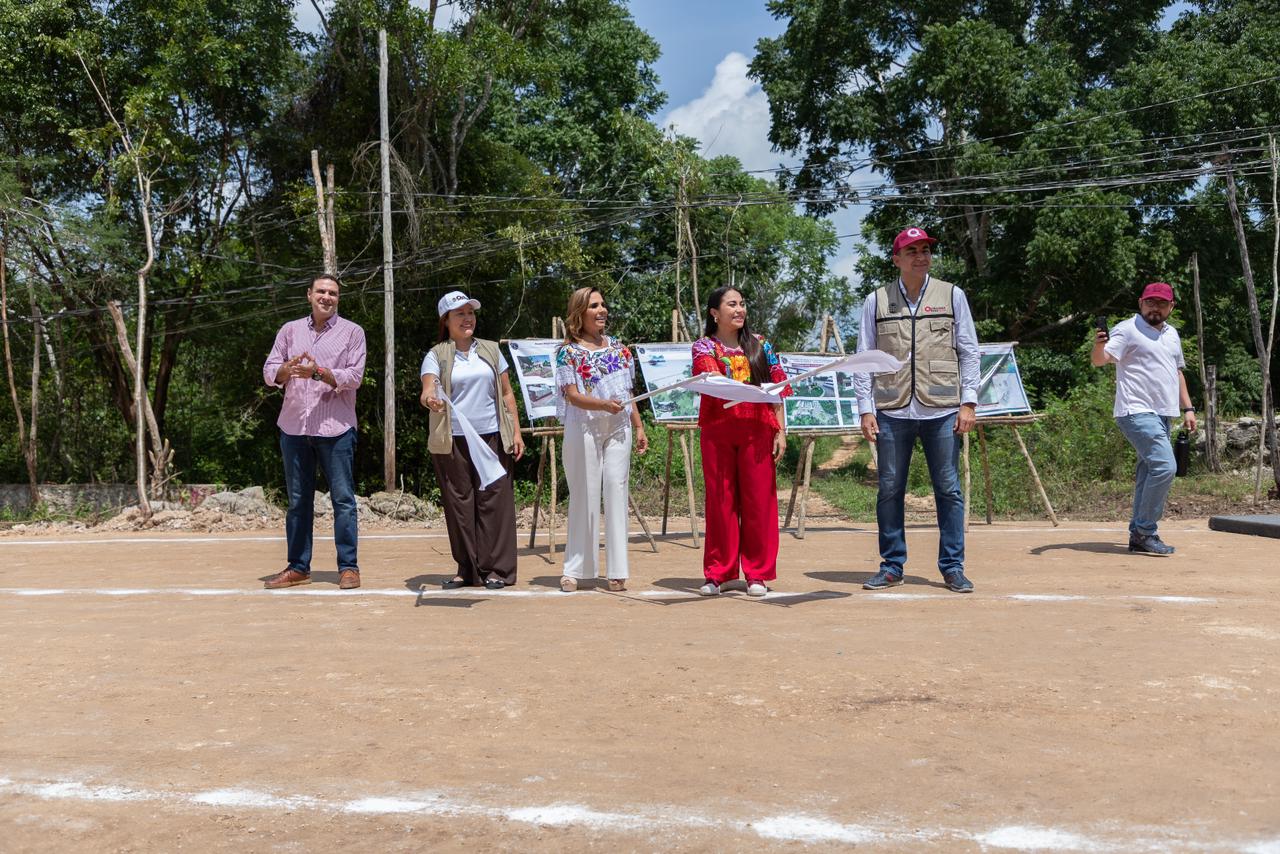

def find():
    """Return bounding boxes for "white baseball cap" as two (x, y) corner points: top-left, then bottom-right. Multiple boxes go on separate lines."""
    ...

(438, 290), (481, 317)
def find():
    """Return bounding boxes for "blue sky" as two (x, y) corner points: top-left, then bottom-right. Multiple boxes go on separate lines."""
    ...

(627, 1), (786, 114)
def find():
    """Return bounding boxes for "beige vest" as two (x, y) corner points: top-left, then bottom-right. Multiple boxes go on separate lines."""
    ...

(427, 338), (516, 455)
(872, 278), (961, 410)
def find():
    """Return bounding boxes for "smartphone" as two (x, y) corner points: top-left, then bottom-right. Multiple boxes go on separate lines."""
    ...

(1094, 316), (1109, 334)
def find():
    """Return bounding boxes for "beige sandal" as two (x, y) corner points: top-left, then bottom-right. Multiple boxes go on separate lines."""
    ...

(606, 579), (626, 592)
(560, 576), (577, 592)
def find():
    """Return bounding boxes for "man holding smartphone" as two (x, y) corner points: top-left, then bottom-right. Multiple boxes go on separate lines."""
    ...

(1091, 282), (1197, 555)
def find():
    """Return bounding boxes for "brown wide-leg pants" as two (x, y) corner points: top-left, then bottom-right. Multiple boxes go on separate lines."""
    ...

(431, 432), (517, 586)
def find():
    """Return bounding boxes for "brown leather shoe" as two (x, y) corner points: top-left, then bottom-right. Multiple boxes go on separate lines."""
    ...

(338, 569), (361, 590)
(264, 568), (311, 589)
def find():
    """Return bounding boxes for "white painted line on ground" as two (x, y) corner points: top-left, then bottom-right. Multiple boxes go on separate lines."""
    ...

(0, 773), (1272, 851)
(0, 525), (1212, 547)
(0, 586), (1220, 605)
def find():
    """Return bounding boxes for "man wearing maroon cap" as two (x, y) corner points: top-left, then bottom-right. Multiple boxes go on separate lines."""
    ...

(852, 227), (981, 592)
(1091, 282), (1197, 555)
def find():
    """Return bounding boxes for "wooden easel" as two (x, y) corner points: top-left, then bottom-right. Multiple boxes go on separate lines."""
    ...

(525, 317), (659, 557)
(782, 314), (867, 539)
(963, 414), (1059, 529)
(657, 309), (702, 548)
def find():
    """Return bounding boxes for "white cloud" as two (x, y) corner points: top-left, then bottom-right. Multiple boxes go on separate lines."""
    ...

(661, 52), (786, 173)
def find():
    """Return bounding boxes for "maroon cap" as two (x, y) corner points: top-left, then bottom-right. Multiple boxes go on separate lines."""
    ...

(892, 227), (937, 255)
(1140, 282), (1175, 302)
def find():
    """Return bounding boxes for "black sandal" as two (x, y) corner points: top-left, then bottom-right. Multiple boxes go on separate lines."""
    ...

(483, 577), (505, 590)
(441, 577), (466, 590)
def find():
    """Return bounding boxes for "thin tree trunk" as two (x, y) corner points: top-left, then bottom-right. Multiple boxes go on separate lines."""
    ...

(107, 300), (168, 503)
(1222, 161), (1280, 499)
(1, 219), (39, 504)
(1266, 136), (1280, 495)
(78, 52), (159, 514)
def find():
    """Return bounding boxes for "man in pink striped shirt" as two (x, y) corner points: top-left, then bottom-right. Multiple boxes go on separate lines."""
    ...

(261, 274), (367, 590)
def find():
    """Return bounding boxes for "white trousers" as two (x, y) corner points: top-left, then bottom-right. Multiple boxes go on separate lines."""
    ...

(562, 413), (632, 579)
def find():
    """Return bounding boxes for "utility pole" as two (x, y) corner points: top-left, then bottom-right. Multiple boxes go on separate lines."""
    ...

(379, 28), (397, 491)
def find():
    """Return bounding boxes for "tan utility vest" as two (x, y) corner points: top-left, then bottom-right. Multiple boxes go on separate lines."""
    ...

(426, 338), (516, 455)
(872, 277), (962, 410)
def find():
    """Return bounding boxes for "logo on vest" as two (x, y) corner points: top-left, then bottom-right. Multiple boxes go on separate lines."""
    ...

(923, 305), (935, 312)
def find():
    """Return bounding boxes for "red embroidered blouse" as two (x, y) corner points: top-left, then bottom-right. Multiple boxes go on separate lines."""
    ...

(691, 335), (791, 432)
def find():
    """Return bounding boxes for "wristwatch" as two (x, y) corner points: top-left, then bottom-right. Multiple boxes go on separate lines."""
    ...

(1181, 407), (1194, 413)
(312, 368), (324, 382)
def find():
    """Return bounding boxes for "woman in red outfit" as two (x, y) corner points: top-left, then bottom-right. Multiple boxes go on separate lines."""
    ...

(691, 286), (791, 597)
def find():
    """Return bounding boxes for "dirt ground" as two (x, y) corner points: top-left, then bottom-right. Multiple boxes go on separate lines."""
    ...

(1, 518), (1278, 852)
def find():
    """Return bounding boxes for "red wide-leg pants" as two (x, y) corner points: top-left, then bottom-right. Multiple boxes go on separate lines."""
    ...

(699, 421), (780, 585)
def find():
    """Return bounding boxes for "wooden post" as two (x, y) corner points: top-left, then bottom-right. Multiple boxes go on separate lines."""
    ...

(1190, 253), (1218, 472)
(784, 439), (805, 528)
(379, 29), (397, 491)
(661, 431), (674, 535)
(310, 151), (336, 276)
(979, 424), (994, 524)
(828, 319), (846, 355)
(678, 431), (700, 547)
(1011, 425), (1058, 526)
(794, 436), (816, 539)
(629, 494), (659, 552)
(1206, 365), (1219, 472)
(548, 435), (558, 556)
(528, 436), (548, 548)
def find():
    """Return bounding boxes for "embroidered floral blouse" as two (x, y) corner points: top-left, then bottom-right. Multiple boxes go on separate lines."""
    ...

(691, 335), (791, 432)
(554, 336), (636, 423)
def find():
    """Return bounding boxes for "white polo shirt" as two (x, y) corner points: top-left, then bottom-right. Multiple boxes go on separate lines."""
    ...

(421, 346), (510, 436)
(1104, 314), (1185, 417)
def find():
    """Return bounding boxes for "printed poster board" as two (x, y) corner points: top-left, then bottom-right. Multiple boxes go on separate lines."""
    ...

(976, 342), (1031, 417)
(777, 353), (862, 431)
(634, 342), (699, 421)
(505, 339), (560, 423)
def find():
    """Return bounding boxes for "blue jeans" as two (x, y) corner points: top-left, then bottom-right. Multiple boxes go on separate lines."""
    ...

(1114, 413), (1174, 538)
(280, 428), (358, 573)
(875, 412), (965, 577)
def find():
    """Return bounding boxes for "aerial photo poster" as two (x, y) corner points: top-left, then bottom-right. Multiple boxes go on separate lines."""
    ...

(505, 338), (561, 423)
(976, 342), (1032, 417)
(633, 343), (699, 421)
(776, 353), (861, 431)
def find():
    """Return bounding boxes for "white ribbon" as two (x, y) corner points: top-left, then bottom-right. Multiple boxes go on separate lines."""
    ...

(621, 372), (714, 406)
(714, 349), (905, 408)
(686, 374), (789, 404)
(438, 392), (507, 490)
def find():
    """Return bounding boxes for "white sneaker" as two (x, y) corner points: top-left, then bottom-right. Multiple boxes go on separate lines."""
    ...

(698, 582), (721, 596)
(746, 582), (768, 597)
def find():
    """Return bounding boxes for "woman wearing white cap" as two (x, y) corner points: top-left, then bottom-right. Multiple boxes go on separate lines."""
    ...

(420, 291), (524, 589)
(554, 286), (648, 592)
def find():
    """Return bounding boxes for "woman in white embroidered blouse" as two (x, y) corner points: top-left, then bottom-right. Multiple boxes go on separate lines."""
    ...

(554, 287), (649, 592)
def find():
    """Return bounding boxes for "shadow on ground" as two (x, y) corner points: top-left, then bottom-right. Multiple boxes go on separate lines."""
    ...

(1029, 542), (1132, 556)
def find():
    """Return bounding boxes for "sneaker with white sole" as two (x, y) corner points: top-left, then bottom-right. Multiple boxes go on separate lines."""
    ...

(746, 582), (768, 597)
(699, 582), (721, 596)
